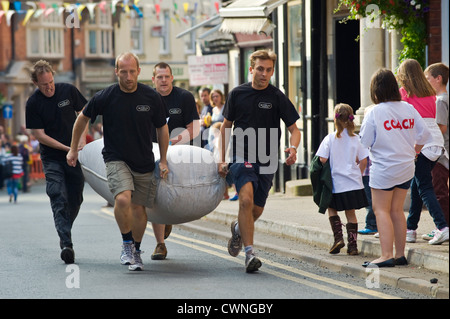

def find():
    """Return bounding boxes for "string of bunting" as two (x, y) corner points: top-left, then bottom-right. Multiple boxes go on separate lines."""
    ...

(0, 0), (221, 26)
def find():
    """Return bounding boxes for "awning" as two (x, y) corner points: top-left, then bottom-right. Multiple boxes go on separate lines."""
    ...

(176, 0), (288, 38)
(234, 32), (272, 48)
(218, 0), (289, 34)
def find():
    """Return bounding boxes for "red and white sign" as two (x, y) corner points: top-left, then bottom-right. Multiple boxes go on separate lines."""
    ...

(188, 54), (228, 86)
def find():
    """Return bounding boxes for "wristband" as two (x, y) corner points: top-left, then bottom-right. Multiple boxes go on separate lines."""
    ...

(290, 145), (297, 152)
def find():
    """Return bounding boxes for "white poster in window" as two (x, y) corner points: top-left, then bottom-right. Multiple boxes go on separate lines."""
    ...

(188, 54), (228, 86)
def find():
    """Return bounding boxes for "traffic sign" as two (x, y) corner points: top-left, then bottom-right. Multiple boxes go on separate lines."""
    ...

(2, 104), (12, 119)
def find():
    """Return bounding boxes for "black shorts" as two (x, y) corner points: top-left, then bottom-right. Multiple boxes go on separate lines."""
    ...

(228, 162), (273, 207)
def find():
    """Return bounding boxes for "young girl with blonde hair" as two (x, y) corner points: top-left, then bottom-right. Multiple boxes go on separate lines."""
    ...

(316, 103), (369, 255)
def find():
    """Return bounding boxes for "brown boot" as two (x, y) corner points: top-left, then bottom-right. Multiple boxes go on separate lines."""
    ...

(346, 223), (359, 255)
(329, 216), (345, 254)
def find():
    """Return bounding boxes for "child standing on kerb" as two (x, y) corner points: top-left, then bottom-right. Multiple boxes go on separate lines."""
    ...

(316, 103), (369, 255)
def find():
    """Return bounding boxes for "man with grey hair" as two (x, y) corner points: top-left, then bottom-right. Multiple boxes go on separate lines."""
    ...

(26, 60), (87, 264)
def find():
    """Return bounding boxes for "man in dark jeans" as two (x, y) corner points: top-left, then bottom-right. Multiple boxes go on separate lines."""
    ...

(26, 60), (87, 264)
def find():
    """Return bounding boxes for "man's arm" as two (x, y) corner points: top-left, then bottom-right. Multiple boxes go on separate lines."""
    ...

(156, 124), (170, 179)
(285, 123), (301, 166)
(32, 129), (71, 153)
(67, 113), (90, 167)
(218, 118), (233, 177)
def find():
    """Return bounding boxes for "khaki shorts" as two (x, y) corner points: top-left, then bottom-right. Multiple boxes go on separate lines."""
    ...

(105, 161), (157, 208)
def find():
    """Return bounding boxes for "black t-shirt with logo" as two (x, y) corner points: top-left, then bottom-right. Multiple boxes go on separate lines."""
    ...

(151, 86), (199, 144)
(26, 83), (87, 161)
(83, 83), (167, 173)
(223, 82), (300, 167)
(163, 86), (199, 135)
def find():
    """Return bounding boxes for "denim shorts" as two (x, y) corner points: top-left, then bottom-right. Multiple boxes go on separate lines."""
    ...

(228, 162), (273, 207)
(106, 161), (157, 208)
(382, 179), (412, 191)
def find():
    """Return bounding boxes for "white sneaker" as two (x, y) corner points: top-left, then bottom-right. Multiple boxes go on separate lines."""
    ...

(429, 227), (449, 245)
(421, 229), (437, 241)
(120, 242), (135, 265)
(129, 250), (144, 271)
(406, 229), (416, 243)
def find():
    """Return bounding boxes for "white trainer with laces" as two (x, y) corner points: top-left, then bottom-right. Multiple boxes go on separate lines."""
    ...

(129, 250), (144, 271)
(120, 242), (135, 265)
(406, 229), (416, 243)
(428, 227), (449, 245)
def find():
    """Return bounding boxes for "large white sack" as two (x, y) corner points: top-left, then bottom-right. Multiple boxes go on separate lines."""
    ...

(78, 138), (226, 224)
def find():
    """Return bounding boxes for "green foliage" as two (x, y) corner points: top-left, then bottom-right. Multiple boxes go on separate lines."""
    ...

(335, 0), (429, 68)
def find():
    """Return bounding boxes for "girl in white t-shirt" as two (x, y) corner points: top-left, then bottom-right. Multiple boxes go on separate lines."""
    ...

(359, 68), (431, 268)
(316, 103), (369, 256)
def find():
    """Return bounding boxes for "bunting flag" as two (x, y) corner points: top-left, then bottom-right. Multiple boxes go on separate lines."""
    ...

(0, 1), (218, 26)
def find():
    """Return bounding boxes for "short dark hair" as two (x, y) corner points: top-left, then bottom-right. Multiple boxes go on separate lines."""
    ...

(153, 62), (172, 76)
(370, 68), (401, 104)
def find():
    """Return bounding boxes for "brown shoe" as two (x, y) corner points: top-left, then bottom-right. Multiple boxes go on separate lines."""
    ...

(151, 243), (167, 260)
(164, 225), (172, 239)
(329, 216), (345, 254)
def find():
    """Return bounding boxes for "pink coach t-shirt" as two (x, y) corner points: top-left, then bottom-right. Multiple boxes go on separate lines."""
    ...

(400, 87), (436, 119)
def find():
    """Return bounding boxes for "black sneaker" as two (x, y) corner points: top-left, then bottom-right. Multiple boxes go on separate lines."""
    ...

(61, 247), (75, 264)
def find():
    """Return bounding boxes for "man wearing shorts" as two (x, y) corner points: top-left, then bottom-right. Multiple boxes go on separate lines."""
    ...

(218, 50), (301, 272)
(67, 52), (170, 271)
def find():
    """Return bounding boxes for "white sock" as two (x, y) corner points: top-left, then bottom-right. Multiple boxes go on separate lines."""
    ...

(244, 245), (253, 256)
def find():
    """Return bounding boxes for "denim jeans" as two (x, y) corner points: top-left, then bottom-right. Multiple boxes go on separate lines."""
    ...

(42, 159), (84, 248)
(363, 176), (377, 230)
(407, 153), (448, 230)
(6, 178), (19, 202)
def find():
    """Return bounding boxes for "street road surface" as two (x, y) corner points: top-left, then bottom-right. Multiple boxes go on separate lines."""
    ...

(0, 181), (431, 304)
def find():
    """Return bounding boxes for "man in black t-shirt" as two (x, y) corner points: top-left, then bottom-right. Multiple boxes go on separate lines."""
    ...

(67, 53), (170, 271)
(26, 60), (87, 264)
(218, 50), (301, 273)
(149, 62), (200, 260)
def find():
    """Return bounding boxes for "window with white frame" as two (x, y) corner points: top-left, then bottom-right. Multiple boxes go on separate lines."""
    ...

(27, 10), (64, 58)
(159, 11), (170, 55)
(130, 10), (143, 54)
(184, 14), (196, 55)
(85, 6), (113, 58)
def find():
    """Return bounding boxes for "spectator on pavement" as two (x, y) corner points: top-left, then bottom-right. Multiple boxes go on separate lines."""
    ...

(316, 103), (369, 256)
(199, 87), (213, 148)
(4, 144), (23, 203)
(424, 63), (449, 228)
(360, 68), (431, 268)
(397, 59), (449, 245)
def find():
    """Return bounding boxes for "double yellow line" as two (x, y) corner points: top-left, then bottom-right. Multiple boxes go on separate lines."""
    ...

(97, 208), (401, 299)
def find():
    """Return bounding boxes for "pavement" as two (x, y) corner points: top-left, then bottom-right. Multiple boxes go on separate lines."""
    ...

(178, 186), (449, 299)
